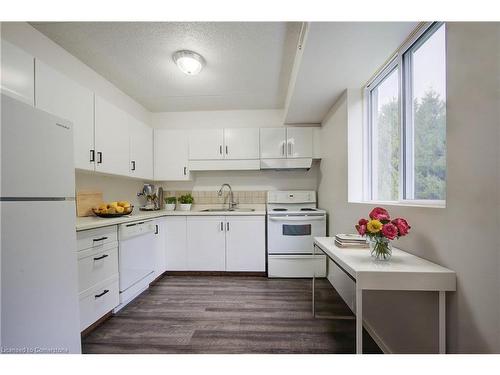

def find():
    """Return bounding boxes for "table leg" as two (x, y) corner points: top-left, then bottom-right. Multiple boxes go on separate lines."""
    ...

(312, 244), (316, 317)
(356, 287), (363, 354)
(439, 291), (446, 354)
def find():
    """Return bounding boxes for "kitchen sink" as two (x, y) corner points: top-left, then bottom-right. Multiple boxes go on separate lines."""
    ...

(200, 208), (255, 212)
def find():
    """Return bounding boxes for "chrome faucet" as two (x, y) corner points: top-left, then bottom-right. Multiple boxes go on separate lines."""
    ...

(218, 183), (237, 209)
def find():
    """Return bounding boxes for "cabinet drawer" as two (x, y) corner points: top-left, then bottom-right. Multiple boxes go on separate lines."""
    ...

(79, 275), (119, 331)
(77, 226), (118, 251)
(268, 255), (326, 278)
(78, 245), (118, 293)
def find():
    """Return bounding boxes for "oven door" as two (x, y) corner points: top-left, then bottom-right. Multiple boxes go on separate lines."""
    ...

(267, 214), (326, 254)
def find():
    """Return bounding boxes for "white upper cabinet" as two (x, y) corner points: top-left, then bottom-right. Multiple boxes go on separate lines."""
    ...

(260, 127), (313, 159)
(35, 60), (95, 171)
(189, 128), (260, 161)
(154, 129), (191, 181)
(189, 129), (224, 160)
(286, 127), (313, 158)
(260, 128), (287, 159)
(223, 128), (260, 160)
(1, 40), (34, 106)
(129, 118), (153, 180)
(94, 95), (131, 177)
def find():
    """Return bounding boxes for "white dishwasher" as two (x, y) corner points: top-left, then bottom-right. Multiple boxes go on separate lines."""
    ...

(116, 220), (156, 311)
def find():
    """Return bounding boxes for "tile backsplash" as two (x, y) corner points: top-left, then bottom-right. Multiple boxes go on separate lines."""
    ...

(163, 190), (267, 204)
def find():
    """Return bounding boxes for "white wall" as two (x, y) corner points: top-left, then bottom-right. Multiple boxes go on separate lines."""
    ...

(152, 109), (285, 129)
(0, 22), (151, 125)
(75, 171), (146, 209)
(318, 23), (500, 353)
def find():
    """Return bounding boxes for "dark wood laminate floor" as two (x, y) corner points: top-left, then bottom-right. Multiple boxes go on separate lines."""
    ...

(82, 276), (382, 354)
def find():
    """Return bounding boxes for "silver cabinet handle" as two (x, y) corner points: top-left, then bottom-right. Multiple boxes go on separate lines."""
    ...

(219, 145), (223, 155)
(226, 222), (229, 231)
(220, 222), (224, 231)
(225, 145), (228, 155)
(183, 166), (187, 175)
(288, 142), (292, 156)
(282, 143), (285, 156)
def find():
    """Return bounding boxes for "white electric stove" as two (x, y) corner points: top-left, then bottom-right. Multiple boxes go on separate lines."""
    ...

(267, 191), (327, 278)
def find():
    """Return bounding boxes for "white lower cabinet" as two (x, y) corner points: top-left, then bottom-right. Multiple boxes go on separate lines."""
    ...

(187, 216), (226, 271)
(153, 218), (167, 278)
(165, 216), (188, 270)
(165, 215), (265, 272)
(77, 245), (118, 292)
(76, 226), (119, 331)
(78, 275), (119, 332)
(225, 216), (265, 272)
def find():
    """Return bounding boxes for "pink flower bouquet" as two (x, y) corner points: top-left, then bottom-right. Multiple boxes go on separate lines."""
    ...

(355, 207), (411, 260)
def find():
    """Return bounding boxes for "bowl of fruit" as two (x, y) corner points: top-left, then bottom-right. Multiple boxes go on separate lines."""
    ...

(93, 201), (133, 218)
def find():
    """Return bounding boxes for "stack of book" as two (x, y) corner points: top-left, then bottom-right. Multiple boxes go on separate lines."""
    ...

(335, 234), (369, 248)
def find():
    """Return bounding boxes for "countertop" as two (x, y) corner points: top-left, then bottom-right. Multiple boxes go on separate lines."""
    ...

(76, 204), (266, 231)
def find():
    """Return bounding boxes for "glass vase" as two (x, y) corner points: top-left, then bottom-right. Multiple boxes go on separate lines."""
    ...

(369, 237), (392, 261)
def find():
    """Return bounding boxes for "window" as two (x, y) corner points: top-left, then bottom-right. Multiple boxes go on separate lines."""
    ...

(365, 22), (446, 204)
(368, 65), (400, 201)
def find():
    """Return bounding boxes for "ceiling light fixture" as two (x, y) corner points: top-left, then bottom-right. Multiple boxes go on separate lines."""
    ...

(172, 50), (205, 75)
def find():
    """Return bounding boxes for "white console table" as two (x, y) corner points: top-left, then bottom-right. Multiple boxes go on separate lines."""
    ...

(313, 237), (456, 354)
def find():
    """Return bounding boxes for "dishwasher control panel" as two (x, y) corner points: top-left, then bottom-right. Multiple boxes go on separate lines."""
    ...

(119, 220), (155, 240)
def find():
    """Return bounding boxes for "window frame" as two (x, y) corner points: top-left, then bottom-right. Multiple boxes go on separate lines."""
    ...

(363, 21), (446, 207)
(365, 58), (401, 202)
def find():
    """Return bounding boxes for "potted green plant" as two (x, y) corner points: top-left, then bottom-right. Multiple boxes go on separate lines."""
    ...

(164, 196), (177, 211)
(178, 193), (194, 211)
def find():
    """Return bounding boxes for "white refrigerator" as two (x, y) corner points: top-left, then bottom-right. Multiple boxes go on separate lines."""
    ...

(1, 94), (81, 353)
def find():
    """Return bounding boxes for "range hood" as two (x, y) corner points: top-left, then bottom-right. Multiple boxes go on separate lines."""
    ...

(260, 158), (312, 170)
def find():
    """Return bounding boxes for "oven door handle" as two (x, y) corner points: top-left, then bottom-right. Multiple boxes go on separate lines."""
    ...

(268, 216), (325, 221)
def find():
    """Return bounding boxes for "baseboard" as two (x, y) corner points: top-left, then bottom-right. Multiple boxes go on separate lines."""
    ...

(80, 311), (113, 338)
(165, 271), (267, 277)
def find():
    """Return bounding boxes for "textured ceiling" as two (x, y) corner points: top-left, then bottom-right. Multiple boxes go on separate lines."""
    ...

(30, 22), (300, 112)
(285, 22), (418, 124)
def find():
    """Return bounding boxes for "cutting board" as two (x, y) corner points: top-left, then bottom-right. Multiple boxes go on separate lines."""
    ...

(76, 191), (104, 217)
